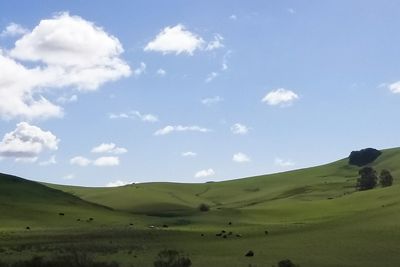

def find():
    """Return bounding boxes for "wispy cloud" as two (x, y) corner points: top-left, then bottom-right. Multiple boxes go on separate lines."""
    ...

(0, 23), (28, 37)
(109, 110), (158, 122)
(154, 125), (211, 136)
(201, 96), (223, 105)
(231, 123), (249, 135)
(182, 151), (197, 157)
(194, 168), (215, 178)
(91, 143), (127, 154)
(205, 72), (218, 83)
(274, 157), (295, 167)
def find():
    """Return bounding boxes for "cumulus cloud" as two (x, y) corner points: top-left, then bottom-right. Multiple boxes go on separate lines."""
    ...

(93, 156), (119, 166)
(233, 152), (251, 163)
(274, 157), (295, 167)
(154, 125), (211, 136)
(70, 156), (91, 166)
(262, 88), (299, 106)
(182, 151), (197, 157)
(201, 96), (223, 105)
(106, 180), (133, 187)
(194, 168), (215, 178)
(205, 72), (218, 83)
(144, 24), (205, 55)
(156, 68), (166, 77)
(39, 155), (56, 166)
(0, 12), (131, 120)
(109, 110), (158, 122)
(91, 143), (127, 154)
(389, 81), (400, 94)
(231, 123), (249, 135)
(0, 23), (29, 37)
(0, 122), (59, 160)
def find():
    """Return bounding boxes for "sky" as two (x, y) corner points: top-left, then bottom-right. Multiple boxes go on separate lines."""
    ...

(0, 1), (399, 187)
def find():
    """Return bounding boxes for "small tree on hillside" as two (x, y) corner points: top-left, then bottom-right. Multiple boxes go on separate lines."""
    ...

(357, 167), (377, 191)
(379, 169), (393, 187)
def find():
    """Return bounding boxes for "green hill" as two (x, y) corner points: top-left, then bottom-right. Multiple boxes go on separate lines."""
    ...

(1, 147), (400, 267)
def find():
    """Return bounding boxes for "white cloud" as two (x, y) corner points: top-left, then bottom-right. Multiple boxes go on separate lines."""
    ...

(154, 125), (211, 136)
(134, 62), (146, 76)
(109, 110), (158, 122)
(0, 23), (29, 37)
(205, 34), (224, 51)
(93, 156), (119, 166)
(106, 180), (133, 187)
(56, 94), (78, 104)
(233, 152), (251, 163)
(274, 157), (295, 167)
(144, 24), (205, 55)
(0, 12), (131, 120)
(201, 96), (223, 105)
(156, 68), (166, 76)
(15, 157), (38, 163)
(70, 156), (91, 166)
(39, 155), (56, 166)
(231, 123), (249, 135)
(182, 151), (197, 157)
(205, 72), (218, 83)
(389, 81), (400, 94)
(194, 168), (215, 178)
(0, 122), (59, 160)
(288, 8), (296, 14)
(230, 14), (237, 20)
(262, 88), (299, 106)
(91, 143), (127, 154)
(221, 50), (232, 71)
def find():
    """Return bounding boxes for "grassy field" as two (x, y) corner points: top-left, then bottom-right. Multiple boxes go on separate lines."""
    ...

(1, 148), (400, 266)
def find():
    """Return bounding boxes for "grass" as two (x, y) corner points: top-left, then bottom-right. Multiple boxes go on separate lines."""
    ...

(1, 148), (400, 266)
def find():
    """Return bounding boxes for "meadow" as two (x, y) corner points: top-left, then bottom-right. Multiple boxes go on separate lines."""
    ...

(1, 148), (400, 266)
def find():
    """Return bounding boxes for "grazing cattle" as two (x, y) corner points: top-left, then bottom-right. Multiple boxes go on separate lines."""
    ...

(221, 230), (226, 233)
(77, 219), (81, 221)
(236, 234), (242, 238)
(216, 233), (222, 236)
(201, 233), (204, 237)
(59, 213), (65, 216)
(162, 224), (169, 228)
(129, 223), (134, 226)
(26, 226), (30, 230)
(149, 225), (155, 229)
(228, 222), (232, 225)
(265, 230), (269, 235)
(89, 218), (94, 221)
(245, 250), (254, 257)
(223, 235), (227, 239)
(228, 231), (233, 235)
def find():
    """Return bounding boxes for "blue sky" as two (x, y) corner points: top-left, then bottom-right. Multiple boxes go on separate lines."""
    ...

(0, 1), (399, 186)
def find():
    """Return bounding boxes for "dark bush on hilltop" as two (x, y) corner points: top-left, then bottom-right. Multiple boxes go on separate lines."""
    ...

(379, 169), (394, 187)
(198, 203), (210, 212)
(277, 259), (299, 267)
(349, 148), (381, 167)
(153, 250), (191, 267)
(357, 167), (377, 191)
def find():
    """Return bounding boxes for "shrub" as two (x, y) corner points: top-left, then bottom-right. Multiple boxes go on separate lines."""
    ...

(198, 203), (210, 212)
(379, 169), (393, 187)
(153, 250), (191, 267)
(349, 148), (381, 167)
(277, 259), (299, 267)
(357, 167), (377, 191)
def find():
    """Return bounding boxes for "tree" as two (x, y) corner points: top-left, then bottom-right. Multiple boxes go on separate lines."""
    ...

(349, 148), (381, 167)
(357, 167), (377, 191)
(153, 250), (191, 267)
(379, 169), (393, 187)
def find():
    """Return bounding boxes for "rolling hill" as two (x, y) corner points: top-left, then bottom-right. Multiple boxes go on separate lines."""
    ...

(0, 147), (399, 267)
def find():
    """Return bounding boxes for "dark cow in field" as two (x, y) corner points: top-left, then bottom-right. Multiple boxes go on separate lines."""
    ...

(245, 250), (254, 257)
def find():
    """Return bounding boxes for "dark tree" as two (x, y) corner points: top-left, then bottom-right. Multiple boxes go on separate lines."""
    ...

(379, 169), (393, 187)
(349, 148), (381, 167)
(153, 250), (191, 267)
(277, 259), (299, 267)
(198, 203), (210, 212)
(357, 167), (377, 190)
